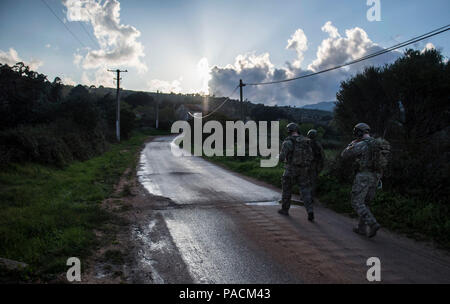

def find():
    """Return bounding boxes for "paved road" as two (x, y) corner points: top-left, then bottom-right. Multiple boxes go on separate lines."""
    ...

(135, 135), (450, 284)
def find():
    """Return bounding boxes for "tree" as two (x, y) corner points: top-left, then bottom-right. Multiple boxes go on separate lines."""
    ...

(389, 49), (449, 143)
(333, 48), (449, 196)
(124, 92), (154, 108)
(335, 49), (449, 142)
(335, 66), (398, 138)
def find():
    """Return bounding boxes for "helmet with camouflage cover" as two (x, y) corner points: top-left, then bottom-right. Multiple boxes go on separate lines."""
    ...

(286, 122), (299, 134)
(307, 129), (318, 139)
(353, 123), (370, 138)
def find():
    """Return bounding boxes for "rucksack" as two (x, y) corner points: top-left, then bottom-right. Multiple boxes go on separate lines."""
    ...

(289, 136), (314, 167)
(366, 137), (391, 172)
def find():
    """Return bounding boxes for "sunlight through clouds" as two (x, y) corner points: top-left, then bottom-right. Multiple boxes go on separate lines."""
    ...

(63, 0), (147, 86)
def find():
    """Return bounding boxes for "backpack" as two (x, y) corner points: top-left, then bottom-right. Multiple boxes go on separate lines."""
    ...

(366, 137), (391, 172)
(289, 136), (314, 167)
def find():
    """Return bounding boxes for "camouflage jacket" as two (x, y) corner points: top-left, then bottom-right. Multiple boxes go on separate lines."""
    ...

(341, 137), (376, 173)
(279, 135), (311, 166)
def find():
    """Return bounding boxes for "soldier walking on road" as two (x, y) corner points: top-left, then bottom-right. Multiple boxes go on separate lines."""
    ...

(341, 123), (390, 238)
(278, 123), (315, 221)
(307, 129), (325, 196)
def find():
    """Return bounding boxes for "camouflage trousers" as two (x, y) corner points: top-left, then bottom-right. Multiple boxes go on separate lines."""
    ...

(310, 165), (320, 195)
(281, 166), (313, 214)
(351, 172), (379, 228)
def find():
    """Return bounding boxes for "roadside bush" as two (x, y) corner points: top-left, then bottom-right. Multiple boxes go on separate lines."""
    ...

(0, 124), (73, 166)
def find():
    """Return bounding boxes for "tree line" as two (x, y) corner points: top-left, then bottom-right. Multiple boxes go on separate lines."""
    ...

(0, 62), (136, 166)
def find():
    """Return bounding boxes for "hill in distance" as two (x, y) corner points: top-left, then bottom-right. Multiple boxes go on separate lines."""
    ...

(302, 101), (336, 112)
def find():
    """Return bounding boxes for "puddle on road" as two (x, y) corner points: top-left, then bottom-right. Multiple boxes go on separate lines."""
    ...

(245, 200), (301, 208)
(245, 201), (279, 206)
(137, 151), (163, 196)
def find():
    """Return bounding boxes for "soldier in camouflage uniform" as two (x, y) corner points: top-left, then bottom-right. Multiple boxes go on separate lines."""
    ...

(307, 129), (325, 195)
(279, 123), (315, 222)
(341, 123), (381, 238)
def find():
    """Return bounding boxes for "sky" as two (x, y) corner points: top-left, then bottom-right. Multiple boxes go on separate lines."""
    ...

(0, 0), (449, 106)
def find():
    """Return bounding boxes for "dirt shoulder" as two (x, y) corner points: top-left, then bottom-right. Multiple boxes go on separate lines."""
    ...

(82, 136), (192, 284)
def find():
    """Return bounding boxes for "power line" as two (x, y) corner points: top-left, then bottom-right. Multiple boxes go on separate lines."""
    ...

(80, 5), (102, 49)
(40, 0), (87, 48)
(188, 86), (240, 119)
(79, 21), (100, 49)
(246, 24), (450, 86)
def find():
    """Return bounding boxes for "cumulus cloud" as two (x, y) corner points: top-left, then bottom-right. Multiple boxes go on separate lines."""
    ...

(63, 0), (147, 86)
(307, 22), (392, 72)
(321, 21), (340, 39)
(148, 78), (183, 94)
(209, 21), (401, 106)
(286, 29), (308, 68)
(209, 52), (291, 105)
(0, 47), (43, 70)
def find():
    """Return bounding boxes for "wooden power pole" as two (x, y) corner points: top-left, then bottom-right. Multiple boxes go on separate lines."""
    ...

(108, 69), (127, 142)
(155, 90), (159, 129)
(239, 79), (245, 121)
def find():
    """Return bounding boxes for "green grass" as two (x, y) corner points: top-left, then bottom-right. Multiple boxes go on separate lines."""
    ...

(0, 129), (160, 281)
(207, 155), (285, 188)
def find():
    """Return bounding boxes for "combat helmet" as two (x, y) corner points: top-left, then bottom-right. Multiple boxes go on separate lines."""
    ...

(286, 122), (299, 134)
(353, 123), (371, 138)
(307, 129), (318, 139)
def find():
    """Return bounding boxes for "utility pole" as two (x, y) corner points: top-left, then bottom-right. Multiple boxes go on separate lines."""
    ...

(239, 79), (245, 121)
(108, 69), (127, 142)
(244, 98), (249, 121)
(155, 90), (159, 129)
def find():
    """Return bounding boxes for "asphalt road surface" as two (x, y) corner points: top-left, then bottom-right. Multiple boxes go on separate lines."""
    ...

(135, 135), (450, 284)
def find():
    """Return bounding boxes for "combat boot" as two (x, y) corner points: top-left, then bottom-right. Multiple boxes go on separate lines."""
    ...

(278, 209), (289, 216)
(368, 223), (381, 238)
(353, 219), (367, 235)
(353, 227), (366, 236)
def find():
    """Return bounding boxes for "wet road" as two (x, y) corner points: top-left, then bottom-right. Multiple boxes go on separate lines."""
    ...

(136, 136), (450, 284)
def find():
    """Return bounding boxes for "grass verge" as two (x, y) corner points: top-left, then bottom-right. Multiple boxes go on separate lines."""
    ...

(0, 129), (167, 282)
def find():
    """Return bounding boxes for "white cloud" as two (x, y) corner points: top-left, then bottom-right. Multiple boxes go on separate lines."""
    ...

(308, 22), (379, 71)
(73, 53), (83, 67)
(148, 78), (183, 94)
(209, 22), (401, 106)
(61, 76), (77, 86)
(286, 29), (308, 68)
(63, 0), (147, 86)
(321, 21), (340, 39)
(45, 44), (51, 48)
(421, 42), (435, 53)
(0, 47), (43, 70)
(81, 67), (114, 87)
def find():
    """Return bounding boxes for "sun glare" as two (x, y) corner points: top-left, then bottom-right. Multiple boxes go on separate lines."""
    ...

(196, 57), (212, 95)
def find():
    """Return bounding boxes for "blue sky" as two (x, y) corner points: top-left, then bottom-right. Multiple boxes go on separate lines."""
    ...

(0, 0), (449, 105)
